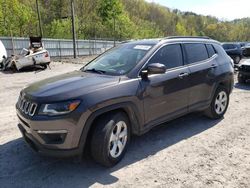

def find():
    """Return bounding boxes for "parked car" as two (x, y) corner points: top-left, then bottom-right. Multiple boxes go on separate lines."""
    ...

(238, 59), (250, 83)
(242, 43), (250, 57)
(16, 36), (234, 167)
(0, 37), (50, 71)
(222, 43), (242, 64)
(0, 40), (7, 64)
(239, 42), (248, 48)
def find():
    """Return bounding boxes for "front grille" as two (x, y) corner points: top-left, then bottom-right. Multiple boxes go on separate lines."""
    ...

(17, 94), (37, 116)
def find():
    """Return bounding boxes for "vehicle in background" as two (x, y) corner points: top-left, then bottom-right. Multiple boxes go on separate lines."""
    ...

(16, 36), (234, 167)
(222, 43), (242, 64)
(0, 37), (50, 71)
(0, 40), (7, 65)
(238, 59), (250, 83)
(239, 42), (248, 48)
(242, 43), (250, 57)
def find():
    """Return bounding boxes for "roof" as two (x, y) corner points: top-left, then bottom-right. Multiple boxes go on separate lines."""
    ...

(123, 36), (219, 46)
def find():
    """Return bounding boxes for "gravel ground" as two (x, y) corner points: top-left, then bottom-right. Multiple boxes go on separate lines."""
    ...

(0, 61), (250, 188)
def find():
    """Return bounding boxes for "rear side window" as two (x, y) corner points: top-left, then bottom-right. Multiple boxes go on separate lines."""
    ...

(148, 44), (183, 69)
(206, 44), (216, 57)
(222, 44), (235, 49)
(184, 43), (209, 64)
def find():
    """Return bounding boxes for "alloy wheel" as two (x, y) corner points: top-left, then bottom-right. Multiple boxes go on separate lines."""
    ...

(109, 121), (128, 158)
(214, 91), (228, 115)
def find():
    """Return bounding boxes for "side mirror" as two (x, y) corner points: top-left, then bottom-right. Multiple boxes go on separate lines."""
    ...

(147, 63), (166, 74)
(140, 63), (166, 79)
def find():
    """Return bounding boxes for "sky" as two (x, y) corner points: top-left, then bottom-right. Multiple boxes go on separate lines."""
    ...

(145, 0), (250, 21)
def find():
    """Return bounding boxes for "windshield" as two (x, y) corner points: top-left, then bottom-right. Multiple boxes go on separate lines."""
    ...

(82, 43), (154, 75)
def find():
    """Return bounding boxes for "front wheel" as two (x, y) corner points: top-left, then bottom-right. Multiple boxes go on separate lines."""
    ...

(90, 112), (130, 167)
(204, 86), (229, 119)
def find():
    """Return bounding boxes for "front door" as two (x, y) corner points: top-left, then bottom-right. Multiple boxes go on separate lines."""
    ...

(140, 44), (190, 126)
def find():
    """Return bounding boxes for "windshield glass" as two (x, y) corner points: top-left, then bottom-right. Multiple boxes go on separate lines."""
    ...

(82, 43), (154, 75)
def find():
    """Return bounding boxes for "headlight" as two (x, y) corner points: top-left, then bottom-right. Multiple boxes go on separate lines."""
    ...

(39, 100), (80, 116)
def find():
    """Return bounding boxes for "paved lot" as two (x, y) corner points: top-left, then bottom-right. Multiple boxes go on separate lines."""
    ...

(0, 62), (250, 188)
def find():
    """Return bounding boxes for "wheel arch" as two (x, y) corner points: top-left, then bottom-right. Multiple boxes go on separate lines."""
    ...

(217, 79), (233, 93)
(78, 102), (142, 155)
(209, 78), (233, 107)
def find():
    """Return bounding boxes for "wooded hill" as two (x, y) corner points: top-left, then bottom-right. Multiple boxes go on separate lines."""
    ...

(0, 0), (250, 42)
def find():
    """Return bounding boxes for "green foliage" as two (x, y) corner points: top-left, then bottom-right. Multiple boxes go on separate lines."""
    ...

(0, 0), (37, 36)
(0, 0), (250, 42)
(176, 22), (188, 35)
(48, 18), (73, 39)
(98, 0), (123, 21)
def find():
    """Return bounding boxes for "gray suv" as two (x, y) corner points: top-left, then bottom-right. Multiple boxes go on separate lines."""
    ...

(16, 37), (234, 166)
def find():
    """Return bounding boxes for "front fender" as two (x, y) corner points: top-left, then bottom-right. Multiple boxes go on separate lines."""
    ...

(76, 101), (143, 155)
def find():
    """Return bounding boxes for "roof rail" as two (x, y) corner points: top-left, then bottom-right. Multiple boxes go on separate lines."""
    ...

(165, 36), (210, 40)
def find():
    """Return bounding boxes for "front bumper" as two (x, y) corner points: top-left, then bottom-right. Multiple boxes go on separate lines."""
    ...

(16, 109), (86, 157)
(18, 123), (81, 157)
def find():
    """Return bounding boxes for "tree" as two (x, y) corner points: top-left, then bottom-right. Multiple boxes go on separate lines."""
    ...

(0, 0), (250, 42)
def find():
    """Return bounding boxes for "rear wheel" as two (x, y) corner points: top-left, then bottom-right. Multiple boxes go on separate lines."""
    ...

(90, 111), (130, 167)
(204, 86), (229, 119)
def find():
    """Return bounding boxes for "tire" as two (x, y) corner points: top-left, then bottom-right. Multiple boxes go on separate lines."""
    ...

(204, 86), (229, 119)
(238, 73), (246, 84)
(90, 111), (130, 167)
(41, 64), (47, 70)
(11, 61), (18, 72)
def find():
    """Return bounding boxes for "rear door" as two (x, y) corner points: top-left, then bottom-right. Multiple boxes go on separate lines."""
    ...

(183, 43), (217, 111)
(141, 44), (190, 126)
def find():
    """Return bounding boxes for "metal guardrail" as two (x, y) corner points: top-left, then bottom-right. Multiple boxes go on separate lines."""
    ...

(0, 37), (116, 57)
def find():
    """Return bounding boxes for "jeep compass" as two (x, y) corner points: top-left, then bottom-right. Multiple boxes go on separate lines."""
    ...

(16, 36), (234, 166)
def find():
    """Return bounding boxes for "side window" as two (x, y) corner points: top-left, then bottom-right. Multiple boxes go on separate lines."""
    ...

(148, 44), (183, 69)
(222, 44), (229, 49)
(184, 43), (209, 64)
(206, 44), (216, 57)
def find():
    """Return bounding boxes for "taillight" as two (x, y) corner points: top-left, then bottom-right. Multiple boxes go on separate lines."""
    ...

(45, 52), (49, 57)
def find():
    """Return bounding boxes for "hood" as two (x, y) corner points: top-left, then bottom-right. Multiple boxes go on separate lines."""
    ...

(23, 70), (120, 102)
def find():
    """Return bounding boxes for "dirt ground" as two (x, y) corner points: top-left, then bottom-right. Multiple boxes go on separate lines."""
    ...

(0, 61), (250, 188)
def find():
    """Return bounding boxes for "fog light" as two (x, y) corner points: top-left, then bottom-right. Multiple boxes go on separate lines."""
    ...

(37, 130), (67, 144)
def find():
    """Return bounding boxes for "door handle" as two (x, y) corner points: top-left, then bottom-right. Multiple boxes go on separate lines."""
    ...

(179, 72), (189, 79)
(210, 64), (218, 68)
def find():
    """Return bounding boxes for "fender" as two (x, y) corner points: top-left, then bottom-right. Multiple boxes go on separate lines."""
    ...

(208, 76), (233, 109)
(77, 101), (143, 153)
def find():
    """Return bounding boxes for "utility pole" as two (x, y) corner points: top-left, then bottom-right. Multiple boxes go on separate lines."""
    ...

(36, 0), (43, 37)
(113, 17), (116, 47)
(71, 0), (77, 58)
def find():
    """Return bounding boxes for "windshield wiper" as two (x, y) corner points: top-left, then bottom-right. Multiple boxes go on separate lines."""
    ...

(83, 68), (106, 74)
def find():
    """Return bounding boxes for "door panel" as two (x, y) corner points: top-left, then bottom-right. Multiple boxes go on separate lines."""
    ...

(141, 66), (190, 125)
(183, 43), (217, 110)
(187, 57), (217, 109)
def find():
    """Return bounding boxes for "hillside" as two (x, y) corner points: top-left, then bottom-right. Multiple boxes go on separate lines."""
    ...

(0, 0), (249, 41)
